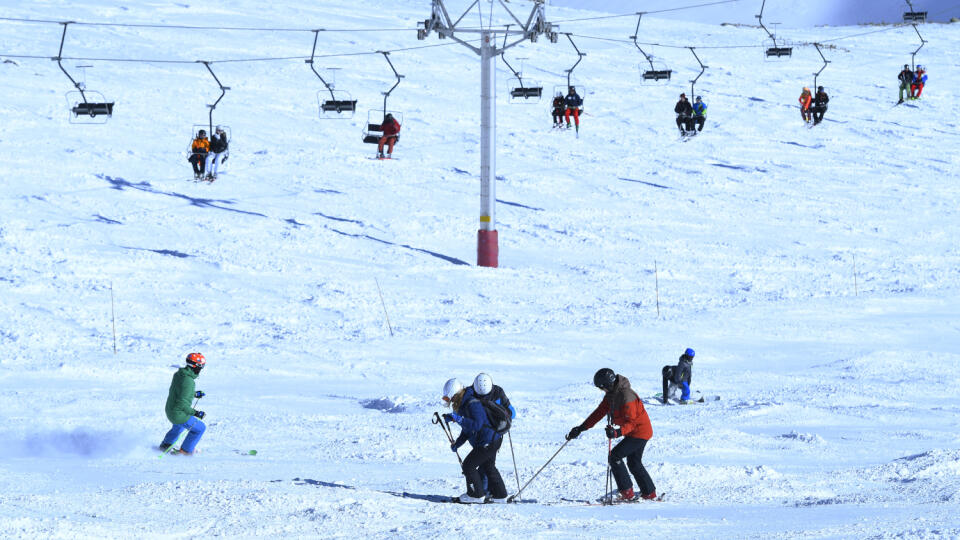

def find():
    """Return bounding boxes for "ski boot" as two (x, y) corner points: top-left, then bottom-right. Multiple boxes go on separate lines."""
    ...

(616, 488), (638, 502)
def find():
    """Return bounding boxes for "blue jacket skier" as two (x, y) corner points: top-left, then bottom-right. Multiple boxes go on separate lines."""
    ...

(443, 376), (508, 504)
(692, 96), (707, 132)
(661, 348), (694, 404)
(462, 373), (515, 497)
(563, 87), (583, 131)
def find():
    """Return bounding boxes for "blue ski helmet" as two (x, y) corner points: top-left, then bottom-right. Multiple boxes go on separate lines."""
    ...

(684, 348), (695, 358)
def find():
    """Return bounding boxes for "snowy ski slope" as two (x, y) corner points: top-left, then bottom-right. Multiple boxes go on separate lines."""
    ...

(1, 0), (959, 538)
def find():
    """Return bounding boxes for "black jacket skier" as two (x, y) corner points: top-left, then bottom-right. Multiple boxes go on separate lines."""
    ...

(661, 349), (694, 403)
(674, 94), (694, 133)
(812, 87), (829, 124)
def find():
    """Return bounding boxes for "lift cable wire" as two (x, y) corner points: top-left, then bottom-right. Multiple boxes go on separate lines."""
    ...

(550, 0), (742, 24)
(0, 38), (476, 65)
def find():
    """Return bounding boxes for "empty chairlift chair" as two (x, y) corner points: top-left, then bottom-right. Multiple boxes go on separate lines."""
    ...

(756, 0), (793, 60)
(903, 0), (927, 22)
(632, 14), (672, 83)
(307, 31), (357, 119)
(55, 23), (114, 124)
(501, 32), (543, 103)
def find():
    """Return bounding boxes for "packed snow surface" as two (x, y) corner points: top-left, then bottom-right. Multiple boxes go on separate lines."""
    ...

(1, 0), (959, 538)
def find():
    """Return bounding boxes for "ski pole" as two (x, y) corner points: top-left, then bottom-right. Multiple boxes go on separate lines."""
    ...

(507, 438), (570, 503)
(605, 437), (613, 505)
(507, 431), (521, 493)
(433, 412), (462, 465)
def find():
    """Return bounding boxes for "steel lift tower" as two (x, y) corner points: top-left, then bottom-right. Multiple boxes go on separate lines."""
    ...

(418, 0), (557, 267)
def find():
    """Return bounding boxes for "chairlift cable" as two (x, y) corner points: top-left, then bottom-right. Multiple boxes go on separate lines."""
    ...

(550, 0), (742, 24)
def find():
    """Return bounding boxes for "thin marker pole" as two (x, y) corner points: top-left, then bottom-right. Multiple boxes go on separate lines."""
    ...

(375, 278), (393, 337)
(110, 281), (117, 354)
(654, 260), (661, 318)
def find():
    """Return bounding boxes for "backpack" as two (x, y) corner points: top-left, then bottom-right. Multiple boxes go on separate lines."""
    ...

(472, 397), (512, 435)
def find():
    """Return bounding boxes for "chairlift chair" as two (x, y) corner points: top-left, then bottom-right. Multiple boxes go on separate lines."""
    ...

(756, 1), (793, 61)
(362, 52), (404, 150)
(632, 14), (672, 84)
(500, 32), (543, 103)
(189, 124), (231, 160)
(307, 30), (357, 119)
(903, 0), (927, 22)
(55, 24), (114, 124)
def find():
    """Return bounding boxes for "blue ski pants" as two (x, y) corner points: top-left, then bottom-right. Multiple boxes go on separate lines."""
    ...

(162, 416), (206, 452)
(680, 381), (691, 401)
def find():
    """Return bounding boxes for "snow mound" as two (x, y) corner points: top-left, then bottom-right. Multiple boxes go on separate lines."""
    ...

(778, 431), (825, 444)
(15, 429), (136, 457)
(360, 396), (416, 414)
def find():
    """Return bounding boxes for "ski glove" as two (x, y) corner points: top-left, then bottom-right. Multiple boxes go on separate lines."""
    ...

(605, 425), (622, 439)
(195, 391), (205, 399)
(450, 442), (460, 452)
(566, 426), (585, 440)
(194, 410), (206, 420)
(443, 413), (463, 424)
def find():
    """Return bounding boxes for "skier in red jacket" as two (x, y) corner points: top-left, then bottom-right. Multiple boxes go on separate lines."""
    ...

(566, 368), (657, 501)
(378, 113), (401, 159)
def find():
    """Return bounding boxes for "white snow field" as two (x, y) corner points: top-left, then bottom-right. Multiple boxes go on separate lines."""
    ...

(1, 0), (959, 538)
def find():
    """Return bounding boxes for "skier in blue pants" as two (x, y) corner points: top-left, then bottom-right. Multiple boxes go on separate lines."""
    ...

(159, 353), (208, 454)
(661, 348), (694, 404)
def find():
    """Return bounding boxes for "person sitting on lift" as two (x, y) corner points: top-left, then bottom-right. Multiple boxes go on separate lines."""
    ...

(897, 64), (914, 104)
(798, 87), (813, 124)
(674, 93), (694, 135)
(204, 126), (228, 180)
(692, 96), (707, 133)
(910, 65), (927, 99)
(563, 86), (583, 132)
(377, 113), (401, 159)
(551, 92), (565, 128)
(811, 86), (829, 125)
(188, 130), (209, 179)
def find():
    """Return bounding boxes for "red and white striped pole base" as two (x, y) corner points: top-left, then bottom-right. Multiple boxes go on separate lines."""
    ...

(477, 229), (498, 268)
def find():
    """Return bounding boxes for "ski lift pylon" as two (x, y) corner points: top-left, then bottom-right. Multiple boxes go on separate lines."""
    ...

(501, 29), (542, 103)
(307, 30), (357, 118)
(362, 52), (404, 146)
(756, 1), (793, 60)
(903, 0), (927, 22)
(631, 13), (672, 83)
(54, 22), (114, 124)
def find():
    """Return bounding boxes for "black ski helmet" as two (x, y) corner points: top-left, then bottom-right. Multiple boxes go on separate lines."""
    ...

(593, 368), (617, 391)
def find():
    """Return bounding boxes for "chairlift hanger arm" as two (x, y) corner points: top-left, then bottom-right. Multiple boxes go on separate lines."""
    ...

(500, 28), (523, 83)
(630, 13), (657, 70)
(53, 21), (90, 103)
(755, 0), (779, 45)
(200, 60), (229, 134)
(379, 51), (404, 116)
(564, 33), (585, 88)
(812, 42), (830, 89)
(688, 47), (706, 97)
(306, 30), (337, 101)
(911, 23), (926, 68)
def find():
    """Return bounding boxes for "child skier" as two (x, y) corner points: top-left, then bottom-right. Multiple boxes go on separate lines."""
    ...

(910, 65), (927, 99)
(551, 93), (565, 128)
(566, 368), (657, 502)
(159, 352), (207, 455)
(441, 377), (508, 504)
(662, 348), (695, 404)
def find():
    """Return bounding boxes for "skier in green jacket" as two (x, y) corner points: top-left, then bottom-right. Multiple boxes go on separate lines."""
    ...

(159, 352), (207, 455)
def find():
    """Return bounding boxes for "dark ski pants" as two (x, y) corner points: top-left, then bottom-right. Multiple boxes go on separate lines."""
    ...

(676, 115), (694, 133)
(693, 116), (705, 132)
(462, 437), (507, 499)
(609, 436), (656, 497)
(189, 153), (206, 175)
(812, 106), (826, 124)
(552, 110), (564, 125)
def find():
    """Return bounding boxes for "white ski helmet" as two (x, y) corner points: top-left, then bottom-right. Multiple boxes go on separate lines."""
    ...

(442, 378), (463, 404)
(473, 373), (494, 396)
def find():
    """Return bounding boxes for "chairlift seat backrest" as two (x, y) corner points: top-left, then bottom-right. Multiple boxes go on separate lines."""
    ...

(765, 47), (793, 58)
(72, 102), (114, 117)
(510, 87), (543, 99)
(367, 123), (382, 132)
(321, 99), (358, 113)
(903, 11), (927, 22)
(643, 70), (672, 81)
